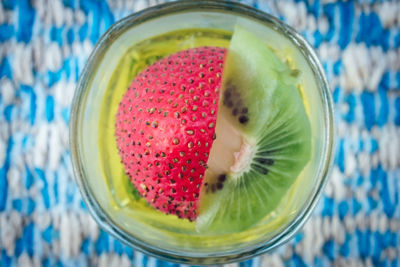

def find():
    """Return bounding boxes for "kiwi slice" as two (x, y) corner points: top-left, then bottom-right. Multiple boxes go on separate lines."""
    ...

(197, 26), (312, 233)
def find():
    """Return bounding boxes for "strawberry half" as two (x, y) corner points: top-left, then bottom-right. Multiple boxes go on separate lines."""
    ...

(115, 47), (226, 221)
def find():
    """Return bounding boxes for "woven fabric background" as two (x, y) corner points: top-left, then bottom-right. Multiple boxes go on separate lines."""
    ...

(0, 0), (400, 266)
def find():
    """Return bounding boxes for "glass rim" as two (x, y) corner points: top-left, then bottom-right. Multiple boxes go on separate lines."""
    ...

(69, 0), (335, 264)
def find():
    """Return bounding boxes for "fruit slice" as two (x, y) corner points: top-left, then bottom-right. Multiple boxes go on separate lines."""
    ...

(115, 47), (226, 221)
(197, 26), (311, 232)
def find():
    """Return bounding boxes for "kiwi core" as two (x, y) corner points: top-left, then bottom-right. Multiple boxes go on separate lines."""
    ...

(206, 114), (240, 174)
(206, 107), (256, 179)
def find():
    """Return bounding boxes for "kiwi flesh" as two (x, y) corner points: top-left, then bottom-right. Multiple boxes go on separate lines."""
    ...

(197, 26), (312, 233)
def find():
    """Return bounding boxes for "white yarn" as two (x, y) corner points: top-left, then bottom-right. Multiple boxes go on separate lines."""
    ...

(32, 123), (49, 169)
(18, 253), (34, 267)
(145, 256), (157, 267)
(369, 211), (379, 232)
(332, 167), (347, 201)
(378, 124), (400, 170)
(45, 43), (63, 72)
(74, 9), (86, 26)
(60, 212), (72, 258)
(13, 43), (34, 86)
(7, 165), (22, 196)
(378, 213), (388, 233)
(223, 262), (239, 267)
(376, 2), (399, 28)
(32, 211), (51, 230)
(260, 253), (285, 267)
(134, 0), (148, 12)
(64, 7), (74, 27)
(48, 123), (63, 171)
(344, 215), (356, 233)
(0, 78), (15, 105)
(51, 0), (64, 27)
(0, 3), (4, 24)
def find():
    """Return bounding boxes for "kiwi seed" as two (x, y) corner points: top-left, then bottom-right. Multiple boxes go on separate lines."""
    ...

(238, 115), (249, 124)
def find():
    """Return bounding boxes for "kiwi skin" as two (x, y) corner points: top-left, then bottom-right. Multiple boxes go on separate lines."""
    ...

(196, 26), (311, 233)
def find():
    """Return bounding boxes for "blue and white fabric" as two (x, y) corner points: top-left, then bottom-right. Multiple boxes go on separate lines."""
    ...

(0, 0), (399, 266)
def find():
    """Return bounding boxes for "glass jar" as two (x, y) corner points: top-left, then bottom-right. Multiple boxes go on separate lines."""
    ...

(70, 1), (335, 264)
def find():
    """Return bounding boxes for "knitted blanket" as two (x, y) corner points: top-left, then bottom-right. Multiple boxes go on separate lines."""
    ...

(0, 0), (399, 266)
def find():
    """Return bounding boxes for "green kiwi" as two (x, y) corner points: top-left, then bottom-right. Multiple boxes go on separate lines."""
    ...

(197, 26), (312, 233)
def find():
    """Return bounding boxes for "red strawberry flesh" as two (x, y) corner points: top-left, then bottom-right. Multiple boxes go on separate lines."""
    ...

(115, 47), (226, 221)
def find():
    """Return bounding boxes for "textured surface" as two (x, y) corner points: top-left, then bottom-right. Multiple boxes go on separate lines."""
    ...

(0, 0), (399, 266)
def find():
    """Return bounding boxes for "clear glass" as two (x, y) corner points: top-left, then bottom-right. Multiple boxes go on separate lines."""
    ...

(70, 1), (335, 264)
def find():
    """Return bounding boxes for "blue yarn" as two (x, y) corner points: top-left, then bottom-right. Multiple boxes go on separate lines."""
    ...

(0, 1), (399, 265)
(62, 107), (70, 124)
(370, 138), (378, 153)
(16, 0), (35, 43)
(63, 58), (72, 79)
(48, 70), (63, 88)
(66, 28), (75, 44)
(360, 91), (375, 131)
(95, 231), (110, 254)
(42, 225), (53, 243)
(321, 196), (335, 217)
(35, 168), (50, 209)
(377, 87), (388, 127)
(62, 0), (75, 9)
(379, 71), (391, 91)
(20, 85), (37, 125)
(338, 2), (354, 49)
(4, 105), (13, 122)
(313, 30), (323, 48)
(79, 22), (88, 41)
(372, 232), (382, 263)
(345, 93), (356, 123)
(124, 246), (134, 259)
(394, 97), (400, 126)
(0, 57), (13, 79)
(333, 87), (340, 103)
(50, 27), (63, 46)
(23, 223), (34, 256)
(45, 95), (55, 122)
(0, 137), (13, 211)
(308, 0), (320, 17)
(25, 166), (34, 189)
(322, 240), (335, 261)
(27, 197), (35, 214)
(352, 198), (362, 215)
(323, 3), (335, 41)
(339, 234), (350, 257)
(81, 238), (90, 255)
(395, 32), (400, 48)
(356, 229), (371, 258)
(113, 239), (124, 255)
(53, 173), (59, 204)
(338, 201), (349, 220)
(42, 258), (51, 267)
(379, 172), (396, 218)
(292, 253), (307, 267)
(2, 0), (17, 9)
(240, 259), (254, 267)
(0, 24), (14, 41)
(397, 72), (400, 90)
(367, 195), (378, 210)
(142, 254), (149, 267)
(101, 1), (115, 30)
(1, 249), (12, 267)
(333, 60), (342, 76)
(356, 175), (363, 186)
(12, 198), (23, 212)
(337, 139), (345, 172)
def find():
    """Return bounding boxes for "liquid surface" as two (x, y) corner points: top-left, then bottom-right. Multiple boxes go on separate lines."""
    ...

(98, 28), (311, 238)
